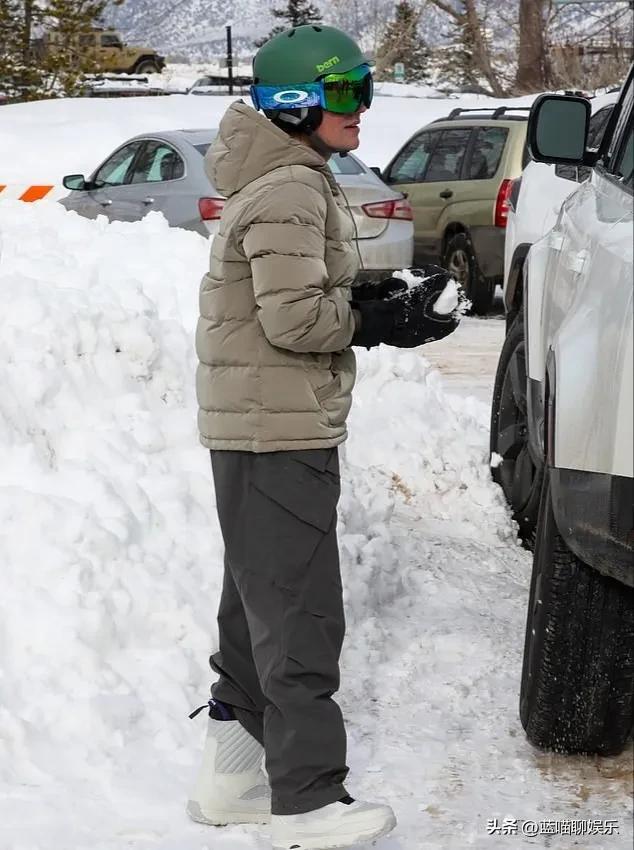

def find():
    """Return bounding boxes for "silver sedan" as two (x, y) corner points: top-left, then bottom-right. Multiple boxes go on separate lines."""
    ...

(60, 128), (414, 278)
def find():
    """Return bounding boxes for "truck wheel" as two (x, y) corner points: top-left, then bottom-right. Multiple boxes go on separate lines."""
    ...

(520, 468), (634, 755)
(443, 232), (494, 315)
(490, 309), (542, 546)
(133, 59), (161, 74)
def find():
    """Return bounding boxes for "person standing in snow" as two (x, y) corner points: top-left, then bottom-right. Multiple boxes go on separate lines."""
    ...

(188, 25), (460, 850)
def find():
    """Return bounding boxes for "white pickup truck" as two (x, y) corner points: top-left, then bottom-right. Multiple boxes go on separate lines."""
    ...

(491, 68), (633, 756)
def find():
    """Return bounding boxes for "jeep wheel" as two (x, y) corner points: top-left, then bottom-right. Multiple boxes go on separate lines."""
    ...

(444, 232), (494, 315)
(520, 468), (634, 755)
(490, 309), (543, 546)
(133, 59), (161, 74)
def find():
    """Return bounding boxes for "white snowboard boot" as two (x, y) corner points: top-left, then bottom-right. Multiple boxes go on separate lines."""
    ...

(186, 703), (271, 826)
(271, 797), (396, 850)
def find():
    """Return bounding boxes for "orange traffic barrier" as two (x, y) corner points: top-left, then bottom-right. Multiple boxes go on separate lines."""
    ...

(19, 185), (55, 202)
(0, 184), (57, 201)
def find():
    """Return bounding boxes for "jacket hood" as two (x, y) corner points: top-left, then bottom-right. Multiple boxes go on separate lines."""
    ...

(206, 101), (338, 198)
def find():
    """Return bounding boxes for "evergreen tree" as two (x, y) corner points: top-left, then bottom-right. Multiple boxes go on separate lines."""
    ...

(0, 2), (20, 96)
(376, 1), (430, 84)
(436, 13), (479, 91)
(0, 0), (125, 102)
(256, 0), (322, 49)
(0, 1), (44, 100)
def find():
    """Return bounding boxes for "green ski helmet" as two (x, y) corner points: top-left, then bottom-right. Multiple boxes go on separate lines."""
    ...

(252, 25), (372, 134)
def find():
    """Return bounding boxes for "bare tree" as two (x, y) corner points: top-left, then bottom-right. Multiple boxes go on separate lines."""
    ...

(515, 0), (548, 92)
(427, 0), (506, 96)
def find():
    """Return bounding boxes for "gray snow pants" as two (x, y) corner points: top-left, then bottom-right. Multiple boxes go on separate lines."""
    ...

(208, 448), (349, 815)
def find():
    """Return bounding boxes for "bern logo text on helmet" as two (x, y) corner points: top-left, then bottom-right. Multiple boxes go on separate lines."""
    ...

(272, 89), (310, 105)
(316, 55), (341, 73)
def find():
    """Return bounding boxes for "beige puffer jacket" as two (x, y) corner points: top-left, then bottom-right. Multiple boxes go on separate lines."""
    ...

(196, 101), (359, 452)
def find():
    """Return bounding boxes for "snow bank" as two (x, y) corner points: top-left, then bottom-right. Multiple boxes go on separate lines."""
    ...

(5, 203), (627, 850)
(0, 203), (214, 797)
(0, 201), (516, 840)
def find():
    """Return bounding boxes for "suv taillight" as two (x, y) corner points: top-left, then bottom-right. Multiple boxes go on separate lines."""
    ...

(495, 179), (514, 228)
(199, 197), (225, 221)
(507, 176), (523, 213)
(361, 197), (413, 220)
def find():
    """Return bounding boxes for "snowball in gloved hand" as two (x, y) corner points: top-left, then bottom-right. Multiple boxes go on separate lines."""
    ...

(432, 278), (462, 315)
(391, 265), (469, 320)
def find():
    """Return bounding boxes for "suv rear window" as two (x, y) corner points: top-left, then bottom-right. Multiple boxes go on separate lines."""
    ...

(467, 127), (508, 179)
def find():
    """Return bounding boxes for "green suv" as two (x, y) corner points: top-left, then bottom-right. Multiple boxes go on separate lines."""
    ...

(382, 107), (528, 314)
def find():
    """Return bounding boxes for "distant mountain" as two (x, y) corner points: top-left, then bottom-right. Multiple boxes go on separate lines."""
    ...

(104, 0), (632, 64)
(104, 0), (447, 62)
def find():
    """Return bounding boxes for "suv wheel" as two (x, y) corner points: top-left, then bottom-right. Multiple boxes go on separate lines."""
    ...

(133, 59), (161, 74)
(444, 232), (494, 315)
(520, 468), (634, 755)
(490, 309), (542, 546)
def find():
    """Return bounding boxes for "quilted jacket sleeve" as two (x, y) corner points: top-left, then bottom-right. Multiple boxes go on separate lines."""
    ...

(241, 180), (356, 353)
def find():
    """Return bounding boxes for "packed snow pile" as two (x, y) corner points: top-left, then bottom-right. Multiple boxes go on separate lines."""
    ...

(3, 202), (629, 850)
(0, 202), (213, 797)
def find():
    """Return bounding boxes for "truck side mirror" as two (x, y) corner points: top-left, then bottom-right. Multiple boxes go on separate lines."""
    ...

(528, 95), (591, 165)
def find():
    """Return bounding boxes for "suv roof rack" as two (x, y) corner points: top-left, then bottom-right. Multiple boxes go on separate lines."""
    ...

(436, 106), (531, 123)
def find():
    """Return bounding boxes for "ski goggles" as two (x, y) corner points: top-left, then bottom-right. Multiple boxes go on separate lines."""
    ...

(251, 63), (373, 115)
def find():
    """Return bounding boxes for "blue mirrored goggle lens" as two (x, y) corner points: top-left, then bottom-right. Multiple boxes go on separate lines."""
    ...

(250, 83), (323, 111)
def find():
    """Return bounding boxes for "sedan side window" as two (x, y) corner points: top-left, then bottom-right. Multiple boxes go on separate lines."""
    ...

(466, 126), (508, 179)
(387, 131), (440, 183)
(424, 129), (472, 182)
(93, 141), (142, 186)
(130, 141), (185, 184)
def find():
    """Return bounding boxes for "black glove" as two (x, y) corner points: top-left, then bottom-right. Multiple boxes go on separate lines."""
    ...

(351, 266), (463, 349)
(350, 276), (409, 302)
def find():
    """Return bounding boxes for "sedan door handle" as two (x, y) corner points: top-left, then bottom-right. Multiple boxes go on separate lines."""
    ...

(143, 197), (155, 205)
(439, 189), (453, 199)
